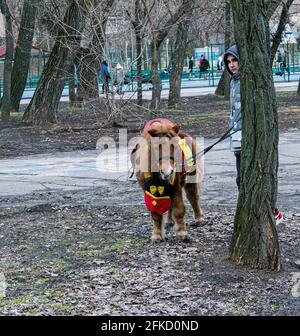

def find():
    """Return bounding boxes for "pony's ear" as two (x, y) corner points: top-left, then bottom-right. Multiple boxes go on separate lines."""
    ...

(172, 124), (181, 134)
(148, 129), (158, 137)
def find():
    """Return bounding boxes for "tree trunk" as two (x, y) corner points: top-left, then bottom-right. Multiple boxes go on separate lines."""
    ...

(140, 0), (189, 111)
(23, 0), (85, 124)
(11, 0), (38, 112)
(136, 32), (143, 106)
(215, 70), (231, 99)
(76, 48), (100, 101)
(215, 0), (231, 98)
(133, 0), (144, 106)
(168, 19), (189, 107)
(150, 38), (162, 111)
(230, 0), (280, 270)
(69, 63), (77, 106)
(297, 79), (300, 96)
(0, 0), (13, 122)
(75, 0), (111, 102)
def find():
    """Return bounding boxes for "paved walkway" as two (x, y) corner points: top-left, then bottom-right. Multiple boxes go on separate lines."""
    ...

(0, 131), (299, 213)
(20, 81), (299, 104)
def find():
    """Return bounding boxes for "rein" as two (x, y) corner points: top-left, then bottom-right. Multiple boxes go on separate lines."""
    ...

(181, 115), (242, 172)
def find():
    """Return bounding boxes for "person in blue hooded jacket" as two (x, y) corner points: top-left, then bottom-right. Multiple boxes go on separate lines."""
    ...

(100, 60), (111, 94)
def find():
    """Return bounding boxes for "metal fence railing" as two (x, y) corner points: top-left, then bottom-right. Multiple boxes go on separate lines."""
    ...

(0, 66), (300, 98)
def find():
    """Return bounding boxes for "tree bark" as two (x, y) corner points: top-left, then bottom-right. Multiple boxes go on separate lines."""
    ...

(127, 0), (144, 105)
(76, 48), (100, 101)
(150, 37), (162, 110)
(0, 0), (14, 122)
(23, 0), (85, 124)
(133, 0), (144, 106)
(215, 70), (231, 99)
(135, 28), (143, 106)
(11, 0), (38, 112)
(215, 0), (231, 98)
(230, 0), (280, 270)
(168, 19), (189, 107)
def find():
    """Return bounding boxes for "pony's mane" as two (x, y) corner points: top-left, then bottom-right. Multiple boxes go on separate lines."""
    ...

(142, 120), (177, 139)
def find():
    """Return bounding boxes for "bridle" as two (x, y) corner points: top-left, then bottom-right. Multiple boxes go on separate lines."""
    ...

(148, 134), (178, 180)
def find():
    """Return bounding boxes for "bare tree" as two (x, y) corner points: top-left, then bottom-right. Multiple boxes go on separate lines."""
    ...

(230, 0), (280, 270)
(126, 0), (147, 106)
(75, 0), (116, 101)
(23, 0), (86, 124)
(0, 0), (14, 122)
(270, 0), (294, 63)
(69, 63), (77, 106)
(141, 0), (190, 110)
(11, 0), (39, 112)
(215, 0), (231, 98)
(167, 11), (194, 107)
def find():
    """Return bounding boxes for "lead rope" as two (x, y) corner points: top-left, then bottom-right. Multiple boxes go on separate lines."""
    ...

(182, 115), (242, 171)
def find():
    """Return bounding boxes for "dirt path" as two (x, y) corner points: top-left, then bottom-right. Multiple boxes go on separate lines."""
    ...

(0, 185), (299, 315)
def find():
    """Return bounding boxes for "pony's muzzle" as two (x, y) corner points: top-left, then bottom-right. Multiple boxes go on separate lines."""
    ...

(160, 167), (174, 180)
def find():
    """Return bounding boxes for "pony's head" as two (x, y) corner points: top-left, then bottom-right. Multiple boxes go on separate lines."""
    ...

(147, 123), (181, 181)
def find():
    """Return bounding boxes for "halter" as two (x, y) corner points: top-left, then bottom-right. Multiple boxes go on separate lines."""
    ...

(148, 133), (194, 174)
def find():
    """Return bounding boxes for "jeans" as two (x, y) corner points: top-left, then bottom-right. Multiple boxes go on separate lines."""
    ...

(235, 152), (241, 190)
(116, 81), (123, 94)
(102, 78), (110, 94)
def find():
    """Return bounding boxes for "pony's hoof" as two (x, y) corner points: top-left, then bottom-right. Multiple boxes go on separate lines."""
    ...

(151, 235), (165, 243)
(191, 219), (205, 227)
(166, 220), (175, 228)
(176, 234), (189, 242)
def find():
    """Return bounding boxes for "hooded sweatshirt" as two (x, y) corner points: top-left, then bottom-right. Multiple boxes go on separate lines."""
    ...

(224, 45), (242, 153)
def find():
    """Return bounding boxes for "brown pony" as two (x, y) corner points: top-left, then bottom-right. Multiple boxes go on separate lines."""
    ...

(131, 118), (203, 242)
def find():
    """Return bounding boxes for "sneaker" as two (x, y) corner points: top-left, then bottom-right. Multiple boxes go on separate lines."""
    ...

(274, 208), (284, 225)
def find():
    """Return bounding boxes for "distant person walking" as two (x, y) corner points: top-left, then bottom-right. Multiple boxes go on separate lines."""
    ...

(100, 60), (111, 94)
(276, 50), (282, 68)
(188, 56), (194, 80)
(280, 50), (290, 75)
(217, 54), (224, 71)
(198, 54), (204, 78)
(113, 63), (125, 94)
(199, 55), (210, 79)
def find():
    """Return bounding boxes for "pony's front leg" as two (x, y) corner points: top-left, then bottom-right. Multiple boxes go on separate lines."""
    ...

(166, 208), (174, 228)
(172, 192), (188, 240)
(150, 211), (165, 242)
(184, 182), (203, 225)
